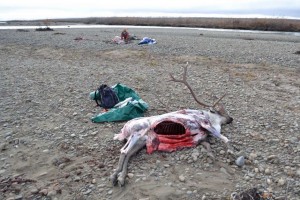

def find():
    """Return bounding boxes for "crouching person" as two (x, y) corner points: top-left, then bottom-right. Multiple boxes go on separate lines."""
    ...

(121, 29), (130, 43)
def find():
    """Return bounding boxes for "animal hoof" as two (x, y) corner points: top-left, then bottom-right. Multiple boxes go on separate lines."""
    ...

(110, 174), (118, 186)
(117, 177), (125, 187)
(207, 152), (215, 161)
(226, 142), (236, 156)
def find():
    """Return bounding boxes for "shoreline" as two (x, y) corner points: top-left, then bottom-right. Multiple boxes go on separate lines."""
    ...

(1, 24), (300, 37)
(2, 17), (300, 32)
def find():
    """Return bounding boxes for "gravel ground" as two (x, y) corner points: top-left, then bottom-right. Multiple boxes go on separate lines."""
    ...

(0, 27), (299, 200)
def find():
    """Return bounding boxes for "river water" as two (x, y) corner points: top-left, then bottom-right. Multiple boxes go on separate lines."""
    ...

(0, 24), (299, 37)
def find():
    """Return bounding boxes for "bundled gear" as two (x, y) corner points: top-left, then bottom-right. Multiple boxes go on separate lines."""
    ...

(90, 83), (148, 122)
(94, 84), (119, 109)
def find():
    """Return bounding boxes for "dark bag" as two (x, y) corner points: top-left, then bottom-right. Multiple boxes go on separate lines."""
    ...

(95, 84), (119, 109)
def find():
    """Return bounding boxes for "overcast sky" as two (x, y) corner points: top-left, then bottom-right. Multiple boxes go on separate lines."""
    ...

(1, 0), (300, 21)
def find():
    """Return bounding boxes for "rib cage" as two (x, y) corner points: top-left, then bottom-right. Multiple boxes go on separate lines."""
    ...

(154, 121), (186, 135)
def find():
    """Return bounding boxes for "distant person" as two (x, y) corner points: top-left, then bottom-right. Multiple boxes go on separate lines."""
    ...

(121, 29), (129, 43)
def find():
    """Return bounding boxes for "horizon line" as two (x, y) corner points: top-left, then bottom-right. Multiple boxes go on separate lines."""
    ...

(1, 13), (300, 21)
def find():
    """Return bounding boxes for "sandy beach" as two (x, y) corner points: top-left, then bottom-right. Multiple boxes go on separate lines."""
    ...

(0, 27), (299, 200)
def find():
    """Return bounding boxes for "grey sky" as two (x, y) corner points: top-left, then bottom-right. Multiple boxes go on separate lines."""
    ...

(1, 0), (300, 21)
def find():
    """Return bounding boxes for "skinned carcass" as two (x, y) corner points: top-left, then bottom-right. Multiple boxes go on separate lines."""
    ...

(110, 64), (233, 186)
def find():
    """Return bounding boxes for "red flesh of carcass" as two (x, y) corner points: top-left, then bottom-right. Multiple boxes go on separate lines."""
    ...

(114, 109), (211, 155)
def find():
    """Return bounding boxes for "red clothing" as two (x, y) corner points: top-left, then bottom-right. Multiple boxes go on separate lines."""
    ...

(121, 30), (129, 41)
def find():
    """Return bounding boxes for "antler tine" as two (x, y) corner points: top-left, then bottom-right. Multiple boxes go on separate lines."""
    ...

(169, 63), (211, 108)
(212, 93), (226, 108)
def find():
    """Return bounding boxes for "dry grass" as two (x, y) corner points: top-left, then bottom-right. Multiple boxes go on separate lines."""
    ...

(44, 17), (300, 32)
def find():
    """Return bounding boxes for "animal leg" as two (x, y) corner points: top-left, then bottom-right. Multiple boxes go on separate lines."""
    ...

(226, 141), (236, 156)
(111, 134), (138, 185)
(200, 141), (215, 161)
(117, 138), (146, 187)
(110, 153), (126, 186)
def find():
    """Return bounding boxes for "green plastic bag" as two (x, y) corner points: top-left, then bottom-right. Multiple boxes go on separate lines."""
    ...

(90, 83), (149, 123)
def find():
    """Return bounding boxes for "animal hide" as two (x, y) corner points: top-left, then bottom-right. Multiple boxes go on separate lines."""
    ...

(114, 109), (225, 154)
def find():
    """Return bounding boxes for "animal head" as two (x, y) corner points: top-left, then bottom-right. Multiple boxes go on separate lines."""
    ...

(169, 63), (233, 143)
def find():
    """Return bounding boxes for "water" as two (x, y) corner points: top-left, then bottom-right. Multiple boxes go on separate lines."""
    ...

(0, 24), (299, 37)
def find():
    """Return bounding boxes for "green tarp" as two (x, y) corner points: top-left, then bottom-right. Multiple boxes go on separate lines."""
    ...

(90, 83), (148, 123)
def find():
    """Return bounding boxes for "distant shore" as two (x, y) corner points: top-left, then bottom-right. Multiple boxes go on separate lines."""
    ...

(3, 17), (300, 32)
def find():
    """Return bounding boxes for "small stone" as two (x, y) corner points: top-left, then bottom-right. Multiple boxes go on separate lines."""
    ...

(259, 166), (264, 173)
(47, 190), (57, 196)
(192, 156), (198, 162)
(107, 190), (113, 195)
(220, 167), (230, 176)
(5, 131), (13, 137)
(139, 166), (147, 170)
(38, 172), (48, 177)
(267, 155), (278, 160)
(0, 143), (7, 151)
(92, 179), (96, 184)
(83, 189), (92, 195)
(74, 176), (81, 181)
(86, 113), (94, 118)
(249, 152), (257, 160)
(14, 194), (23, 200)
(235, 156), (245, 167)
(91, 131), (98, 135)
(40, 188), (48, 196)
(236, 151), (247, 157)
(30, 187), (39, 194)
(277, 178), (286, 186)
(296, 168), (300, 177)
(71, 134), (76, 137)
(267, 178), (272, 185)
(265, 168), (271, 175)
(180, 155), (186, 160)
(135, 178), (141, 183)
(127, 173), (134, 179)
(179, 175), (185, 182)
(220, 150), (225, 155)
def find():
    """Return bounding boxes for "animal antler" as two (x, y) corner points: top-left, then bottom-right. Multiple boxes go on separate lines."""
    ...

(169, 63), (226, 108)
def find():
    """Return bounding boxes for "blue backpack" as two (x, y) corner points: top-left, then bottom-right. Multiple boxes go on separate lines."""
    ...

(95, 84), (119, 109)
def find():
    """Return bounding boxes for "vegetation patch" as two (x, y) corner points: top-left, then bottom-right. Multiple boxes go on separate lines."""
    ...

(35, 27), (54, 31)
